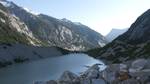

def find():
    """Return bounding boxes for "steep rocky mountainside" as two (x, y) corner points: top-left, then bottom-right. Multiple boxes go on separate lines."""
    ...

(0, 2), (71, 67)
(106, 28), (128, 42)
(3, 0), (107, 51)
(0, 3), (41, 45)
(87, 9), (150, 63)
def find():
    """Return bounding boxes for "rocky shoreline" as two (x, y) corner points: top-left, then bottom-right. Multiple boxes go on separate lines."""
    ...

(34, 59), (150, 84)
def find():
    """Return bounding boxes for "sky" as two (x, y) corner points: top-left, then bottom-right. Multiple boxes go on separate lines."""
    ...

(9, 0), (150, 36)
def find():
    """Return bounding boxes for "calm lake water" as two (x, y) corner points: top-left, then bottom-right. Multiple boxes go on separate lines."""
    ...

(0, 53), (106, 84)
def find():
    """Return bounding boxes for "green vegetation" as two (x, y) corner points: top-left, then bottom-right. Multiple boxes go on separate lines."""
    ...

(14, 57), (29, 63)
(56, 47), (71, 55)
(86, 48), (101, 58)
(142, 42), (150, 58)
(0, 61), (12, 68)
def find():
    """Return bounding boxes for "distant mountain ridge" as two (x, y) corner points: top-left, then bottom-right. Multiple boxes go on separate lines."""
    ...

(106, 28), (128, 42)
(1, 0), (107, 51)
(87, 9), (150, 63)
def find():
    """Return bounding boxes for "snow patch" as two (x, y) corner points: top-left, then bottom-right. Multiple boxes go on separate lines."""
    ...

(98, 41), (105, 47)
(23, 7), (39, 15)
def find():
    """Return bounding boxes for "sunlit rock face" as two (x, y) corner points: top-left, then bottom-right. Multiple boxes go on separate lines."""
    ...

(106, 28), (128, 42)
(0, 2), (41, 45)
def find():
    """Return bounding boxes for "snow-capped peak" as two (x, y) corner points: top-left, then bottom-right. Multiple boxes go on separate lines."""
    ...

(23, 7), (39, 15)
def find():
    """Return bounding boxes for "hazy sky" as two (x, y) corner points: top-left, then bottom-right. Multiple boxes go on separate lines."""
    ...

(9, 0), (150, 35)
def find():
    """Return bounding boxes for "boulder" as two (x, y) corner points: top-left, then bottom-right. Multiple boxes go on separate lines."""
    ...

(129, 59), (147, 72)
(129, 70), (150, 84)
(101, 64), (128, 83)
(144, 59), (150, 69)
(59, 71), (78, 82)
(82, 64), (100, 79)
(111, 78), (140, 84)
(86, 69), (99, 79)
(120, 78), (140, 84)
(119, 64), (128, 72)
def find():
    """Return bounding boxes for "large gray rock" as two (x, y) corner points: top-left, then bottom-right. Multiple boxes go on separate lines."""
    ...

(144, 59), (150, 69)
(86, 69), (99, 79)
(111, 78), (140, 84)
(82, 64), (100, 79)
(59, 71), (78, 82)
(129, 59), (147, 72)
(120, 78), (140, 84)
(101, 64), (128, 83)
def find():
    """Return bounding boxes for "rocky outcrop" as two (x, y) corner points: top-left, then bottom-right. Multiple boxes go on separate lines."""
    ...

(0, 2), (41, 45)
(101, 59), (150, 84)
(34, 59), (150, 84)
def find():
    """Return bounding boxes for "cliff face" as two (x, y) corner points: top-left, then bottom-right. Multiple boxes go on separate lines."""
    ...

(0, 3), (41, 45)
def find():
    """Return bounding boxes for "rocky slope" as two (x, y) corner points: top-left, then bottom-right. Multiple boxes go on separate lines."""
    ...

(87, 9), (150, 63)
(0, 2), (41, 45)
(34, 59), (150, 84)
(2, 0), (107, 51)
(106, 28), (128, 42)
